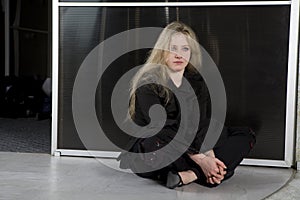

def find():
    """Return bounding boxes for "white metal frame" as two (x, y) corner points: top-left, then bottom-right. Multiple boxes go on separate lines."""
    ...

(52, 0), (59, 156)
(282, 0), (299, 167)
(52, 0), (299, 168)
(58, 1), (291, 6)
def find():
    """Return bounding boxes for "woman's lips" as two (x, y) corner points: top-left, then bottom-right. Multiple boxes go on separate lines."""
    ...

(173, 61), (183, 64)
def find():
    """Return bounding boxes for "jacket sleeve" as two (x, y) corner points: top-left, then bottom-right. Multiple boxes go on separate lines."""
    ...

(198, 79), (211, 121)
(132, 84), (163, 126)
(187, 77), (212, 154)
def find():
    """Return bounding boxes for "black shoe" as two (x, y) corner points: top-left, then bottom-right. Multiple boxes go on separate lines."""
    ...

(166, 171), (183, 189)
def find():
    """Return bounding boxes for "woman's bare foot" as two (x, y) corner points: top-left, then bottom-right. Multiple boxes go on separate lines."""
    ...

(178, 170), (198, 184)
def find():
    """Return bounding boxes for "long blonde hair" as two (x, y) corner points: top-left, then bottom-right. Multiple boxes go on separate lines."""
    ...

(129, 21), (202, 118)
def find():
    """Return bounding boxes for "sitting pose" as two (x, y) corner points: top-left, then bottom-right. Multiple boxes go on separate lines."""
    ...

(118, 21), (256, 189)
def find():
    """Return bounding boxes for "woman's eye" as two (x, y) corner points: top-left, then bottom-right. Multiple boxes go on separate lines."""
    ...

(170, 46), (177, 52)
(182, 47), (190, 52)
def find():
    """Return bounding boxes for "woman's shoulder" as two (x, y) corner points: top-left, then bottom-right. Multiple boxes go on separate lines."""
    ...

(135, 83), (159, 95)
(184, 68), (204, 82)
(184, 69), (207, 91)
(135, 79), (163, 97)
(136, 70), (165, 92)
(184, 69), (210, 100)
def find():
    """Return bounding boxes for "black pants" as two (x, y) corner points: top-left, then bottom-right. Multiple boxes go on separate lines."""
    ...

(135, 126), (256, 187)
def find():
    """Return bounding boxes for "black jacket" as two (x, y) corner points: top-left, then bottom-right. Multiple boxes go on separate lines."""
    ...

(118, 70), (211, 168)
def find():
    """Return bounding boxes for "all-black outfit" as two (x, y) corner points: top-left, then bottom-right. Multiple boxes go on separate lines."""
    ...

(119, 70), (256, 187)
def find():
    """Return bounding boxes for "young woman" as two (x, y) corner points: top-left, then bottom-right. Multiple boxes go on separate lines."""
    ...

(118, 21), (256, 189)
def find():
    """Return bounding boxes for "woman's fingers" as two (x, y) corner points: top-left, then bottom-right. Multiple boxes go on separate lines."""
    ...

(207, 176), (221, 184)
(219, 166), (227, 176)
(207, 159), (225, 179)
(202, 157), (227, 184)
(212, 177), (221, 184)
(210, 171), (223, 180)
(195, 156), (226, 182)
(209, 165), (224, 179)
(207, 177), (215, 184)
(215, 158), (227, 169)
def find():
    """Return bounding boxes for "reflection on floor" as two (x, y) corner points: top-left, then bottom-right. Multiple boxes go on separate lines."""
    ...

(0, 152), (294, 200)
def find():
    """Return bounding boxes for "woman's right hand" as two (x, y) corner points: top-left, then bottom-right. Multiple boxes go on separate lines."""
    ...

(189, 154), (227, 184)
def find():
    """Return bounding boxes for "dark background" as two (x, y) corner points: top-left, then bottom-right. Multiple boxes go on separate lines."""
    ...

(3, 0), (50, 78)
(59, 6), (290, 160)
(0, 0), (51, 153)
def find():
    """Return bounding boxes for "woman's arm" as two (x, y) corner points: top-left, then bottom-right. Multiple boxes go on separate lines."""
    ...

(133, 84), (163, 126)
(134, 84), (198, 154)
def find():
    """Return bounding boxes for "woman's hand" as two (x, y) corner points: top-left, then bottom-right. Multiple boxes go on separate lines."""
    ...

(206, 159), (227, 184)
(204, 150), (215, 158)
(189, 153), (227, 184)
(204, 150), (227, 184)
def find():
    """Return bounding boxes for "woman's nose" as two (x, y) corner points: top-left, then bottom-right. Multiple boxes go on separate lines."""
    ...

(175, 53), (182, 59)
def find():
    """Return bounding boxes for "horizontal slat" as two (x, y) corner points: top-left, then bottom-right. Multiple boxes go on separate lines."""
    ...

(56, 150), (292, 167)
(58, 1), (292, 7)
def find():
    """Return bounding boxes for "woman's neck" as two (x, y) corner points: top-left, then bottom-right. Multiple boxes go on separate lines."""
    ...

(167, 69), (185, 88)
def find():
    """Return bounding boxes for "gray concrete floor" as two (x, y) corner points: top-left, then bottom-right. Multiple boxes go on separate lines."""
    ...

(266, 172), (300, 200)
(0, 152), (297, 200)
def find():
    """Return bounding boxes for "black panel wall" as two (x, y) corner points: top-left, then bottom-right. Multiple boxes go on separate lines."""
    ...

(0, 5), (4, 77)
(59, 6), (290, 160)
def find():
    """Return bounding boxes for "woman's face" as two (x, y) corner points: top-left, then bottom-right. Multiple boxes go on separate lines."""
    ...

(165, 33), (191, 72)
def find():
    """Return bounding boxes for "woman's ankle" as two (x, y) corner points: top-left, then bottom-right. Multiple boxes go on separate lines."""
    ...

(178, 170), (198, 184)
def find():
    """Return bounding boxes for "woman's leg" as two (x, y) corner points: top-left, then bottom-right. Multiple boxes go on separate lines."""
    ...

(192, 127), (255, 187)
(131, 130), (203, 185)
(213, 127), (256, 180)
(136, 153), (200, 184)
